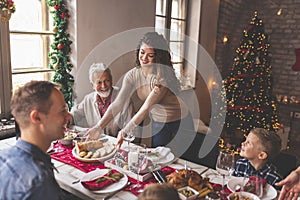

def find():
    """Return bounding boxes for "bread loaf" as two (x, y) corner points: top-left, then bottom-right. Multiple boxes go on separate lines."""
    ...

(76, 141), (104, 152)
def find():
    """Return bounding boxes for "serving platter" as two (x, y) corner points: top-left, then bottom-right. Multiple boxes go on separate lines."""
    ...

(72, 146), (116, 163)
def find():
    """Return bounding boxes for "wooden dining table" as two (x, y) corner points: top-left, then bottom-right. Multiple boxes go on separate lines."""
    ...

(0, 134), (282, 200)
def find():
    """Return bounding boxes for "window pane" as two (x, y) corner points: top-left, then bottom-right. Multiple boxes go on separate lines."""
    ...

(9, 0), (47, 32)
(156, 0), (167, 16)
(170, 41), (184, 62)
(10, 34), (44, 69)
(170, 19), (185, 41)
(12, 72), (54, 90)
(155, 16), (166, 34)
(173, 63), (182, 80)
(171, 0), (187, 19)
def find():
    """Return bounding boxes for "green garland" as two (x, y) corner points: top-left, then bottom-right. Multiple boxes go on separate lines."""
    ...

(47, 0), (74, 109)
(0, 0), (15, 13)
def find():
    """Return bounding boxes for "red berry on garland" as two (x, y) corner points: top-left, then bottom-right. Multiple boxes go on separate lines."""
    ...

(57, 43), (64, 50)
(54, 5), (59, 10)
(61, 13), (65, 18)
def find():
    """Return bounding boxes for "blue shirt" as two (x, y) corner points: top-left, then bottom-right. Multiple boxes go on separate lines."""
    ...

(232, 158), (282, 188)
(0, 139), (63, 200)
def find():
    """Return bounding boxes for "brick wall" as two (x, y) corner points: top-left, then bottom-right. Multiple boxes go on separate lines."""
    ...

(215, 0), (300, 140)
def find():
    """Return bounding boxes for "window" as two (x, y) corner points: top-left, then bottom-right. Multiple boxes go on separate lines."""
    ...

(155, 0), (188, 84)
(9, 0), (54, 90)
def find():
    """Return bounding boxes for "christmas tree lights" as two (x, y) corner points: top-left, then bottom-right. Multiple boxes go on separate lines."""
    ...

(220, 11), (280, 135)
(47, 0), (74, 109)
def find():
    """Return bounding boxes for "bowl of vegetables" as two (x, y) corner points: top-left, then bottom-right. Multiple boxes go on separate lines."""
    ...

(178, 186), (199, 200)
(59, 132), (77, 146)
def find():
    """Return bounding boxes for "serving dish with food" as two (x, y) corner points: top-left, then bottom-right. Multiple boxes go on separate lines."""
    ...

(72, 140), (116, 162)
(59, 132), (77, 146)
(104, 149), (155, 182)
(178, 186), (199, 200)
(167, 169), (215, 199)
(80, 168), (128, 193)
(228, 191), (260, 200)
(227, 176), (277, 200)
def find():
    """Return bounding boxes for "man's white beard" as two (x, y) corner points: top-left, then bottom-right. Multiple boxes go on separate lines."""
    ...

(97, 89), (111, 98)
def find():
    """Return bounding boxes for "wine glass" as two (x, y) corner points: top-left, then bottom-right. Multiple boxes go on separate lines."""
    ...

(122, 131), (135, 151)
(215, 149), (235, 192)
(242, 175), (263, 198)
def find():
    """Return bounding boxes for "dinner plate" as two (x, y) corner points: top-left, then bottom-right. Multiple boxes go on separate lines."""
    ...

(145, 147), (175, 165)
(228, 191), (260, 200)
(156, 152), (175, 165)
(227, 176), (277, 200)
(81, 169), (128, 193)
(72, 146), (117, 163)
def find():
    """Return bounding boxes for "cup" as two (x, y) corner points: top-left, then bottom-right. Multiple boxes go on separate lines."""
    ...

(243, 176), (263, 198)
(128, 147), (139, 173)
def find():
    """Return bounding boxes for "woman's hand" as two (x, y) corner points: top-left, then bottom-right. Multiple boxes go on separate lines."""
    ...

(84, 125), (103, 141)
(116, 130), (124, 149)
(276, 168), (300, 200)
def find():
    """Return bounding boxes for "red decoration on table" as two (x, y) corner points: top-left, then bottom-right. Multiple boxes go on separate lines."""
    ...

(50, 142), (106, 172)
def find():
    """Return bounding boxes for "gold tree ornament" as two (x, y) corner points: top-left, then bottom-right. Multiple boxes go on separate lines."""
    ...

(0, 0), (16, 22)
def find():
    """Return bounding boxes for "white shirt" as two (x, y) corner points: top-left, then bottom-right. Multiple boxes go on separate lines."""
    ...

(71, 87), (134, 136)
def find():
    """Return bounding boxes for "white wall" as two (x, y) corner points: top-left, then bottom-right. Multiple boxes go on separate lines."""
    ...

(73, 0), (156, 102)
(70, 0), (220, 123)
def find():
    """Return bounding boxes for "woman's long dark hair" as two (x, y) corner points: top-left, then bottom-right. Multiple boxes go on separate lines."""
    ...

(135, 32), (180, 94)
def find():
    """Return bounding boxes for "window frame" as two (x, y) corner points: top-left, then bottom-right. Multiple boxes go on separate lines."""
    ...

(155, 0), (192, 89)
(0, 22), (12, 118)
(0, 0), (54, 117)
(9, 0), (54, 88)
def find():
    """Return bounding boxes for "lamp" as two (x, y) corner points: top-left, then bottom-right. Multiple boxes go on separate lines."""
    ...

(223, 35), (229, 44)
(277, 8), (282, 15)
(291, 48), (300, 71)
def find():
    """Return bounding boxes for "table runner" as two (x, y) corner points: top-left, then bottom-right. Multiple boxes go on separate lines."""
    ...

(50, 143), (175, 195)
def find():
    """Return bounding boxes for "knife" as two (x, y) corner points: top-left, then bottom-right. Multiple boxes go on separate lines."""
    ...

(103, 181), (131, 200)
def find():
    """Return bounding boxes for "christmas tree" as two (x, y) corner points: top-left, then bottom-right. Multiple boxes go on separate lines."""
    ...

(222, 12), (280, 135)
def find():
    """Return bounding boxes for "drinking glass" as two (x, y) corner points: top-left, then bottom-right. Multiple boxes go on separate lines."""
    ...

(215, 149), (235, 192)
(243, 175), (263, 198)
(122, 131), (135, 151)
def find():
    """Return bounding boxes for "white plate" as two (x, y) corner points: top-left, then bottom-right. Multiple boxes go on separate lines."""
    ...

(228, 192), (260, 200)
(81, 169), (128, 193)
(156, 152), (175, 165)
(72, 146), (116, 163)
(227, 176), (277, 200)
(146, 147), (175, 165)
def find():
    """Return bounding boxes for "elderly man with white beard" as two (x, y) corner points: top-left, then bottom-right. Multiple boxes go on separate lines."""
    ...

(70, 63), (135, 137)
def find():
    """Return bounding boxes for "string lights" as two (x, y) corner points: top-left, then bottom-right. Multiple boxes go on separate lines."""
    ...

(216, 11), (280, 136)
